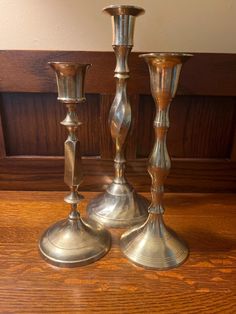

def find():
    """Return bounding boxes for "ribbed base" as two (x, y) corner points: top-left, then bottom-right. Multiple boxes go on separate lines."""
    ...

(39, 217), (111, 267)
(120, 213), (188, 269)
(87, 183), (149, 228)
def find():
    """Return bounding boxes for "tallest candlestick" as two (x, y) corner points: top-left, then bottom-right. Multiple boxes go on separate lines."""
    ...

(87, 5), (148, 228)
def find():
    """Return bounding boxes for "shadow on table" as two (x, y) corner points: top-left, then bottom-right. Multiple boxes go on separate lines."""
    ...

(181, 227), (236, 252)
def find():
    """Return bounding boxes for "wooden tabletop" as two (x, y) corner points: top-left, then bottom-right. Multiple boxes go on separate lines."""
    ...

(0, 191), (235, 313)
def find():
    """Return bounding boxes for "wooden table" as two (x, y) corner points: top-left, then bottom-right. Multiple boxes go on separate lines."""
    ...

(0, 191), (235, 313)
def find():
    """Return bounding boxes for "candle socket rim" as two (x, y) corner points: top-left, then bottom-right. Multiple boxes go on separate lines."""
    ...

(139, 52), (193, 62)
(103, 4), (145, 16)
(48, 61), (91, 68)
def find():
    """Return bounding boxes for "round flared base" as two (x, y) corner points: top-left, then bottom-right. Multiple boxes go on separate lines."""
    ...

(120, 213), (188, 269)
(39, 217), (111, 267)
(87, 182), (149, 228)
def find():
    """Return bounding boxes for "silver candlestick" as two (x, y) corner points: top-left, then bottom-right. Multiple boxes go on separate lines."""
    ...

(120, 53), (193, 269)
(87, 5), (149, 228)
(39, 62), (111, 267)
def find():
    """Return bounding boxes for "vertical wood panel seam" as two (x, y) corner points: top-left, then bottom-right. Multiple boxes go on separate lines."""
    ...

(230, 99), (236, 161)
(0, 95), (6, 158)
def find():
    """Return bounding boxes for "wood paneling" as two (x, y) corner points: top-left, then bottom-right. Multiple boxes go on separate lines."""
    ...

(230, 120), (236, 161)
(0, 92), (100, 156)
(0, 50), (235, 192)
(137, 95), (236, 158)
(1, 93), (235, 159)
(0, 101), (6, 158)
(0, 191), (236, 313)
(0, 51), (236, 96)
(1, 93), (63, 156)
(0, 157), (235, 193)
(126, 94), (140, 159)
(99, 94), (114, 159)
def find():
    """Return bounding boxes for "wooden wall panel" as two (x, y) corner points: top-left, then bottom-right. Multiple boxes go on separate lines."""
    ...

(0, 92), (100, 156)
(182, 96), (236, 158)
(1, 93), (63, 156)
(1, 51), (236, 96)
(126, 94), (140, 159)
(99, 95), (114, 159)
(0, 157), (235, 193)
(77, 94), (100, 156)
(0, 50), (235, 192)
(137, 95), (236, 158)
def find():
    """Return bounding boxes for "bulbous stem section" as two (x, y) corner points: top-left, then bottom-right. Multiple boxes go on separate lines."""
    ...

(148, 97), (171, 214)
(143, 53), (192, 216)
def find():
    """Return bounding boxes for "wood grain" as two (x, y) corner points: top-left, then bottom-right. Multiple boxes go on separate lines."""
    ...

(2, 93), (235, 158)
(126, 94), (140, 159)
(0, 100), (6, 158)
(0, 51), (235, 192)
(230, 122), (236, 161)
(1, 51), (236, 96)
(0, 157), (235, 192)
(0, 191), (235, 313)
(1, 92), (100, 156)
(137, 95), (236, 158)
(99, 94), (114, 159)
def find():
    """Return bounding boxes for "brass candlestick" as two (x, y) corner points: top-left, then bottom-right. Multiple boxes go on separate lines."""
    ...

(39, 62), (111, 267)
(120, 53), (193, 269)
(87, 5), (149, 228)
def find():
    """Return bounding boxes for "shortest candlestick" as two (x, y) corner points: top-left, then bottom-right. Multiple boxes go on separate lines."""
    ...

(39, 62), (111, 267)
(120, 53), (193, 269)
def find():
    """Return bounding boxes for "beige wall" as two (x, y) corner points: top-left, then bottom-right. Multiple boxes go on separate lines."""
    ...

(0, 0), (235, 52)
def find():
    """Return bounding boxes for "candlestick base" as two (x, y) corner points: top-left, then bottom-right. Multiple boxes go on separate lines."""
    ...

(39, 217), (111, 267)
(120, 213), (188, 269)
(87, 182), (149, 228)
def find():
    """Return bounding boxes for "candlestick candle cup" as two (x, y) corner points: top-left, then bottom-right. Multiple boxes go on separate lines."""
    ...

(120, 53), (193, 269)
(39, 62), (111, 267)
(87, 5), (149, 228)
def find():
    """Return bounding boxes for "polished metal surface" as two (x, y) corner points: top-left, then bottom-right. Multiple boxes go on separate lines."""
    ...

(48, 62), (89, 103)
(39, 62), (111, 267)
(39, 216), (111, 267)
(88, 182), (149, 228)
(87, 5), (148, 228)
(120, 53), (193, 269)
(103, 5), (144, 46)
